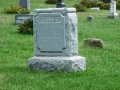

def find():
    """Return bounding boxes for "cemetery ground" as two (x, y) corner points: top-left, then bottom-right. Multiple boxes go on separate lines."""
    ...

(0, 0), (120, 90)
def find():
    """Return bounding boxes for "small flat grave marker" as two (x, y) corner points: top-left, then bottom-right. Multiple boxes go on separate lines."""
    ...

(15, 14), (33, 25)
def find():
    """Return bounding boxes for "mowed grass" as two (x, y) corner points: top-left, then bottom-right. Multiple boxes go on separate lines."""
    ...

(0, 0), (120, 90)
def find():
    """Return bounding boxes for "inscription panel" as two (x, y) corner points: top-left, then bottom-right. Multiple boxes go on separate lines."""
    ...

(36, 13), (65, 52)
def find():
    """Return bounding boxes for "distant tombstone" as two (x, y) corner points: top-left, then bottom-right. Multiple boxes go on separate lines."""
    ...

(108, 1), (119, 19)
(28, 8), (86, 72)
(15, 14), (33, 25)
(90, 7), (100, 10)
(87, 16), (94, 22)
(19, 0), (30, 10)
(103, 0), (111, 3)
(90, 0), (98, 2)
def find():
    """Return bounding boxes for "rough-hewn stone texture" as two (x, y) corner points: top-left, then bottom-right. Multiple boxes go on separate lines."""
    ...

(28, 8), (86, 72)
(28, 56), (86, 72)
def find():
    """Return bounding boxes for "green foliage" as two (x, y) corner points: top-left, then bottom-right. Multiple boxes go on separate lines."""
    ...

(74, 0), (110, 11)
(97, 2), (110, 10)
(45, 0), (57, 4)
(17, 8), (30, 14)
(3, 5), (30, 14)
(73, 4), (87, 12)
(18, 19), (33, 34)
(116, 1), (120, 10)
(80, 0), (97, 8)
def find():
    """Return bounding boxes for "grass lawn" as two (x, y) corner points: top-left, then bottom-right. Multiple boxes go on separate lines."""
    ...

(0, 0), (120, 90)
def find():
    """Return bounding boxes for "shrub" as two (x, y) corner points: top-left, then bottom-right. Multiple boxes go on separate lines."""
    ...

(80, 0), (97, 8)
(3, 5), (29, 14)
(45, 0), (57, 4)
(73, 4), (87, 12)
(74, 0), (110, 10)
(17, 8), (29, 14)
(97, 2), (109, 10)
(18, 19), (33, 34)
(116, 1), (120, 10)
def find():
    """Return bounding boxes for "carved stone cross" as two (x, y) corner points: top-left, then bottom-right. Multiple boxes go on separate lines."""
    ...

(56, 0), (66, 8)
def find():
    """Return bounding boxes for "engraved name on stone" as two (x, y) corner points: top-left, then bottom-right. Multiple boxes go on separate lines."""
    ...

(17, 17), (31, 20)
(39, 17), (62, 23)
(36, 13), (65, 52)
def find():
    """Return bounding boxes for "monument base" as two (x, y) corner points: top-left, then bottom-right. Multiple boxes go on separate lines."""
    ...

(28, 56), (86, 72)
(108, 13), (119, 19)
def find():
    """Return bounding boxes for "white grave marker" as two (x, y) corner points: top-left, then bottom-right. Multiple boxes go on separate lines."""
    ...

(108, 0), (119, 19)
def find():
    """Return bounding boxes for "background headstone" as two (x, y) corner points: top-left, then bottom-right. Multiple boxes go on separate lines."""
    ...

(90, 7), (100, 10)
(103, 0), (111, 3)
(19, 0), (30, 10)
(87, 16), (94, 22)
(108, 1), (119, 19)
(15, 14), (33, 25)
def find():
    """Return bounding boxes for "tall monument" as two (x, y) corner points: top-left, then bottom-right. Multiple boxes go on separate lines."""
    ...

(108, 0), (119, 19)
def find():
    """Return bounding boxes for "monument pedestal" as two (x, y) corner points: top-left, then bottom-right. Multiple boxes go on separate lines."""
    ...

(108, 13), (119, 19)
(28, 56), (86, 72)
(28, 8), (86, 72)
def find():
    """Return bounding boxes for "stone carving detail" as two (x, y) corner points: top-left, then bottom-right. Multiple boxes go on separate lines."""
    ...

(34, 8), (78, 56)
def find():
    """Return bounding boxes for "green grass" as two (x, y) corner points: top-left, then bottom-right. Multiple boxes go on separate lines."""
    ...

(0, 0), (120, 90)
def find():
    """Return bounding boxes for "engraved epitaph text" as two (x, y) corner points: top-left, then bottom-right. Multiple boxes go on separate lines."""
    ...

(36, 13), (65, 52)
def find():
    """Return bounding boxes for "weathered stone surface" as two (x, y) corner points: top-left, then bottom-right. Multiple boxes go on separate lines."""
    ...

(28, 8), (86, 72)
(28, 56), (86, 72)
(34, 8), (78, 56)
(15, 14), (33, 25)
(19, 0), (30, 10)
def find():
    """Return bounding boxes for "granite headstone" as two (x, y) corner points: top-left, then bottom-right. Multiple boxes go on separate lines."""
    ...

(15, 14), (33, 25)
(19, 0), (30, 10)
(28, 8), (86, 72)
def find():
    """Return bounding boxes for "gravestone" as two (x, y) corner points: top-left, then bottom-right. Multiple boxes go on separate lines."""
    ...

(28, 0), (86, 72)
(19, 0), (30, 10)
(87, 16), (94, 22)
(56, 0), (66, 8)
(14, 0), (31, 25)
(90, 7), (100, 10)
(28, 8), (86, 72)
(108, 0), (119, 19)
(103, 0), (111, 3)
(90, 0), (98, 2)
(15, 14), (33, 25)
